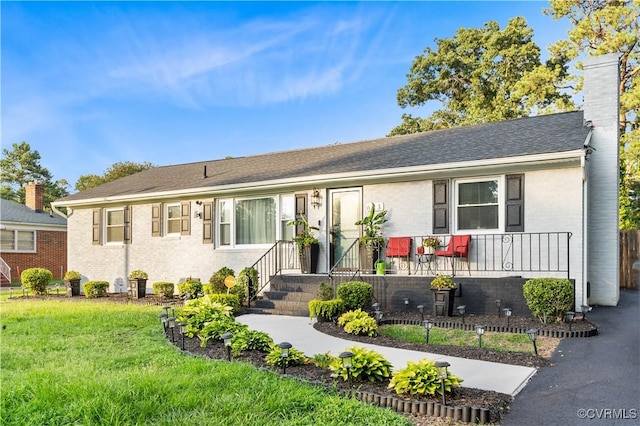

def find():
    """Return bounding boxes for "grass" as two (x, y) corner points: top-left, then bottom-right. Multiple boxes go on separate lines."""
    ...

(380, 324), (535, 352)
(0, 299), (412, 426)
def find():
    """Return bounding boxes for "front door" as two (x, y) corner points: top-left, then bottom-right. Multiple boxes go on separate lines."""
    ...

(329, 188), (361, 268)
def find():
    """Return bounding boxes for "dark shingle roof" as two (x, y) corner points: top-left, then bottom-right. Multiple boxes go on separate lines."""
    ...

(0, 199), (67, 226)
(57, 111), (588, 203)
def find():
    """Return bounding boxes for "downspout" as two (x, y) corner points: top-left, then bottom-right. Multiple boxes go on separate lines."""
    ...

(51, 204), (71, 219)
(582, 128), (594, 306)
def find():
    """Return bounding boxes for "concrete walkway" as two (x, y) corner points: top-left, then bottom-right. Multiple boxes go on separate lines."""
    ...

(237, 314), (537, 396)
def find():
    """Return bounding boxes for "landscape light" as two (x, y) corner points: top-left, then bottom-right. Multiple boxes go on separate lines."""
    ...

(178, 322), (187, 351)
(503, 308), (512, 328)
(565, 311), (575, 332)
(434, 361), (450, 405)
(221, 332), (234, 361)
(495, 299), (502, 317)
(526, 328), (538, 355)
(457, 305), (466, 324)
(417, 305), (425, 321)
(424, 320), (434, 344)
(168, 317), (176, 342)
(157, 312), (168, 334)
(581, 304), (592, 320)
(277, 342), (292, 374)
(475, 324), (485, 348)
(339, 351), (354, 380)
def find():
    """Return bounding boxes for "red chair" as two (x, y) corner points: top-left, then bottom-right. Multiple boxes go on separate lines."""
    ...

(435, 235), (471, 276)
(386, 237), (412, 273)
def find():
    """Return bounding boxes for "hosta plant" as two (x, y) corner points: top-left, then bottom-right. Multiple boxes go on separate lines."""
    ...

(338, 309), (378, 336)
(389, 358), (464, 397)
(198, 318), (247, 348)
(265, 344), (307, 369)
(330, 345), (392, 382)
(176, 295), (233, 336)
(231, 329), (274, 356)
(309, 352), (336, 369)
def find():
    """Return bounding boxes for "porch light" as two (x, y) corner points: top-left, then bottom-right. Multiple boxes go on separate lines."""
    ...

(457, 305), (466, 324)
(424, 320), (434, 344)
(526, 328), (538, 355)
(417, 305), (425, 321)
(434, 361), (450, 406)
(221, 332), (234, 361)
(311, 188), (322, 209)
(565, 311), (575, 332)
(503, 308), (512, 328)
(475, 324), (485, 348)
(339, 351), (354, 380)
(581, 304), (592, 320)
(168, 317), (176, 342)
(178, 322), (187, 351)
(495, 299), (502, 317)
(277, 342), (292, 374)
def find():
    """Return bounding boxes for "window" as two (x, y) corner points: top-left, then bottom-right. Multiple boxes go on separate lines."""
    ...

(456, 178), (500, 231)
(166, 203), (182, 235)
(106, 208), (125, 243)
(218, 195), (294, 246)
(0, 229), (35, 252)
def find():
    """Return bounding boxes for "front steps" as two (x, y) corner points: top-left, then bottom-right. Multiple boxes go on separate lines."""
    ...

(248, 274), (327, 316)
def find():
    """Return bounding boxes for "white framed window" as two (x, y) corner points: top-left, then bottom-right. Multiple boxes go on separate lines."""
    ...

(0, 229), (36, 252)
(165, 203), (182, 235)
(454, 177), (502, 232)
(218, 195), (294, 247)
(105, 208), (125, 243)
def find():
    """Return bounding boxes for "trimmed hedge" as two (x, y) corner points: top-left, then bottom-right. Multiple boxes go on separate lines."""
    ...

(152, 282), (174, 298)
(21, 268), (53, 295)
(523, 277), (574, 323)
(336, 281), (374, 311)
(83, 281), (109, 298)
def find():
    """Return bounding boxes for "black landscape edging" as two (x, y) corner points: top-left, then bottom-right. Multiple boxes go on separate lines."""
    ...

(381, 318), (598, 338)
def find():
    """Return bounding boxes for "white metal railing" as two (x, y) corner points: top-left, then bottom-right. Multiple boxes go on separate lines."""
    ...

(0, 257), (11, 284)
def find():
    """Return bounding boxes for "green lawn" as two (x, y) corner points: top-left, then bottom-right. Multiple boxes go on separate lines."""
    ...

(0, 299), (411, 426)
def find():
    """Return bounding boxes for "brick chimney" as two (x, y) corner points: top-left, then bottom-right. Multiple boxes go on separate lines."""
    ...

(25, 181), (44, 212)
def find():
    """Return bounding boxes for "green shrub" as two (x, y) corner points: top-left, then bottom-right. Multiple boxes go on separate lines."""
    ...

(206, 293), (240, 314)
(389, 359), (464, 397)
(308, 299), (345, 320)
(265, 344), (307, 369)
(129, 270), (148, 279)
(83, 281), (109, 298)
(330, 345), (392, 382)
(178, 278), (202, 299)
(316, 282), (334, 301)
(21, 268), (53, 295)
(231, 329), (274, 356)
(523, 278), (574, 323)
(197, 317), (247, 348)
(208, 267), (236, 293)
(338, 309), (378, 337)
(176, 295), (233, 336)
(336, 281), (373, 311)
(309, 352), (336, 369)
(63, 270), (82, 280)
(237, 267), (259, 303)
(152, 281), (174, 298)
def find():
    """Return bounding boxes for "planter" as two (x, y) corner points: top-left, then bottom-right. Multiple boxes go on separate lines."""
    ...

(431, 288), (456, 316)
(65, 279), (81, 297)
(424, 246), (436, 255)
(128, 278), (147, 299)
(299, 243), (320, 274)
(359, 244), (380, 273)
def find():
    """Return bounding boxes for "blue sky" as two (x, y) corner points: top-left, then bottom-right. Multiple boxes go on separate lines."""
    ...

(2, 1), (572, 191)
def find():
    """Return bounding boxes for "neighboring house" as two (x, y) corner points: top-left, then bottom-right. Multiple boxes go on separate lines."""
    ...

(0, 182), (68, 286)
(52, 54), (620, 308)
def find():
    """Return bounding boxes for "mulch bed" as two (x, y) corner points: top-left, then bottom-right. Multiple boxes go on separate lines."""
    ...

(9, 293), (599, 425)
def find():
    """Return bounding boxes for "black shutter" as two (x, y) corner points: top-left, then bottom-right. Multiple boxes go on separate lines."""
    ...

(123, 206), (132, 243)
(505, 174), (525, 232)
(294, 194), (308, 236)
(92, 208), (102, 245)
(181, 202), (190, 236)
(432, 180), (449, 234)
(151, 204), (162, 237)
(202, 202), (213, 244)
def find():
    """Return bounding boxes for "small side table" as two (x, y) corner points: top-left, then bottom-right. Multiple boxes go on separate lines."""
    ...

(415, 253), (436, 275)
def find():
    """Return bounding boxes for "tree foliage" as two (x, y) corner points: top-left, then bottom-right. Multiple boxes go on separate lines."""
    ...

(0, 141), (69, 210)
(389, 17), (574, 136)
(74, 161), (155, 192)
(545, 0), (640, 229)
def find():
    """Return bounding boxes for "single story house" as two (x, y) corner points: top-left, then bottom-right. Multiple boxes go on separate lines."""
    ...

(1, 182), (68, 285)
(52, 54), (620, 308)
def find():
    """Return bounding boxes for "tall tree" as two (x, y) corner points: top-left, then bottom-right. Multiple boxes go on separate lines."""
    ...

(75, 161), (155, 192)
(389, 17), (574, 136)
(545, 0), (639, 229)
(0, 141), (69, 210)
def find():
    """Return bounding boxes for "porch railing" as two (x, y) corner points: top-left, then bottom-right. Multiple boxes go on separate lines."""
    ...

(328, 238), (361, 288)
(0, 257), (11, 284)
(246, 240), (299, 306)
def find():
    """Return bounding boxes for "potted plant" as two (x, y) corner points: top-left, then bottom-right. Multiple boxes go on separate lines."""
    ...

(430, 274), (457, 317)
(128, 269), (148, 299)
(64, 270), (82, 297)
(288, 214), (320, 274)
(422, 236), (441, 255)
(355, 203), (388, 272)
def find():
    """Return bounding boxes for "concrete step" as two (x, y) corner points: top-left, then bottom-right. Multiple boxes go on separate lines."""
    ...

(263, 290), (315, 302)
